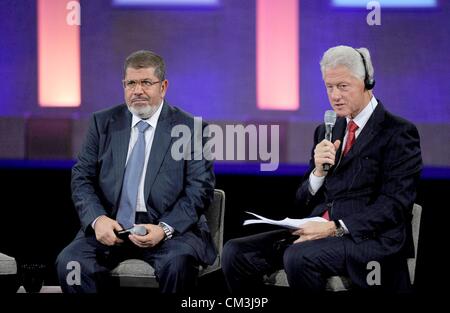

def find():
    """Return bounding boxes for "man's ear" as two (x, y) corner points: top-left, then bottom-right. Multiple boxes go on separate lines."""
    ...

(161, 80), (169, 96)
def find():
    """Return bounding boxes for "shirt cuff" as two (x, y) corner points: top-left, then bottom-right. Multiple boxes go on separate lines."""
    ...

(339, 219), (350, 234)
(308, 169), (325, 195)
(91, 216), (101, 230)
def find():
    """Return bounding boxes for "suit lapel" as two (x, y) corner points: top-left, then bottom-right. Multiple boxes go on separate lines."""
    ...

(111, 106), (132, 207)
(338, 102), (385, 168)
(144, 102), (174, 201)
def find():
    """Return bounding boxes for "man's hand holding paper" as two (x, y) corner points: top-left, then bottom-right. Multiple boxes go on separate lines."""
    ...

(292, 221), (337, 243)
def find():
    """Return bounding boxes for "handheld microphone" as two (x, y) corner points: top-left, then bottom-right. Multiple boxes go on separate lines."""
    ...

(115, 225), (148, 240)
(131, 225), (148, 236)
(323, 110), (337, 172)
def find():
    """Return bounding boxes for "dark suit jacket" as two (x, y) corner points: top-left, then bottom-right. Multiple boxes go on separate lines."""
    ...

(71, 101), (216, 265)
(296, 100), (422, 287)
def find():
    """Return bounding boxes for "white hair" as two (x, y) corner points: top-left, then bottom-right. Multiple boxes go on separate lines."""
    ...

(320, 45), (374, 82)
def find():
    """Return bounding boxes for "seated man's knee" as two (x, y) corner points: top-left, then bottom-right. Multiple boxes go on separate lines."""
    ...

(222, 239), (243, 269)
(283, 244), (330, 290)
(56, 247), (74, 278)
(157, 254), (199, 293)
(56, 245), (92, 280)
(223, 239), (241, 255)
(161, 254), (197, 275)
(283, 245), (311, 275)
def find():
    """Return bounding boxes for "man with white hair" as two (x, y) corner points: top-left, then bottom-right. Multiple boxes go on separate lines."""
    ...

(222, 45), (422, 293)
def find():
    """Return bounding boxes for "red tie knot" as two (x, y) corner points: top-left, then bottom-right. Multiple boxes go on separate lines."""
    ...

(348, 120), (358, 133)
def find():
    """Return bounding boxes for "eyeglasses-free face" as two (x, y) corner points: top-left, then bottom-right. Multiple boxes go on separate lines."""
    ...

(323, 65), (370, 119)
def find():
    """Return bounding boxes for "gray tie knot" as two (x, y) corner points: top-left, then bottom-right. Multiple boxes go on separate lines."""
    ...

(137, 121), (150, 133)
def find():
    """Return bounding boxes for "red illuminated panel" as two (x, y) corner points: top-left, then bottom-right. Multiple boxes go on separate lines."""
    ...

(37, 0), (80, 107)
(256, 0), (299, 110)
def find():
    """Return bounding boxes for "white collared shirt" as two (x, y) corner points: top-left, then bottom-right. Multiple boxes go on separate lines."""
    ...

(340, 96), (378, 153)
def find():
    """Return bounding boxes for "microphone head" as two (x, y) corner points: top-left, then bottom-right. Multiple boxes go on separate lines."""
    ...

(131, 225), (148, 236)
(324, 110), (337, 126)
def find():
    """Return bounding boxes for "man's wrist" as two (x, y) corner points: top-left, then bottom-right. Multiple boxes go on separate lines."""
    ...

(158, 222), (173, 240)
(313, 167), (326, 177)
(309, 169), (326, 195)
(91, 215), (106, 231)
(333, 220), (345, 237)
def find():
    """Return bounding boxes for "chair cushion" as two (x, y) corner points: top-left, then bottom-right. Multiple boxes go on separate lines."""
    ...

(110, 259), (155, 278)
(325, 276), (352, 291)
(110, 259), (158, 288)
(265, 270), (352, 292)
(110, 257), (220, 288)
(265, 270), (289, 286)
(0, 253), (17, 275)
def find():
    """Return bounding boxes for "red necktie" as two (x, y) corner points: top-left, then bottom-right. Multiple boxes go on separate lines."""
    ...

(342, 120), (359, 156)
(321, 120), (359, 220)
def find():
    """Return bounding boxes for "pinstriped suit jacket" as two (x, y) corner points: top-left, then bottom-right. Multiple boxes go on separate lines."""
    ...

(296, 100), (422, 286)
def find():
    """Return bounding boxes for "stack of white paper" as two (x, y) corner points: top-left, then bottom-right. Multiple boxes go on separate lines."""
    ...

(243, 211), (327, 229)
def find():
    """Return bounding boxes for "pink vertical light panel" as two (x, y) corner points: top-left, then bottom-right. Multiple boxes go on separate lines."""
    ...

(38, 0), (80, 107)
(256, 0), (299, 110)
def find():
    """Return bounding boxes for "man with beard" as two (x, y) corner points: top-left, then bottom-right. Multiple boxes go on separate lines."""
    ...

(56, 50), (216, 293)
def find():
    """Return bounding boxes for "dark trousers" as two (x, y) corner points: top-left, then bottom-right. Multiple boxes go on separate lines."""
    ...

(222, 230), (412, 293)
(222, 230), (348, 293)
(56, 214), (199, 293)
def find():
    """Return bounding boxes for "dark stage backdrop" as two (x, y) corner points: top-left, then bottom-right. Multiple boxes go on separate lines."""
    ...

(0, 165), (447, 295)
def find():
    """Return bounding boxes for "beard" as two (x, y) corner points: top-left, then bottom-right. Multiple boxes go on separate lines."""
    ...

(127, 102), (159, 120)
